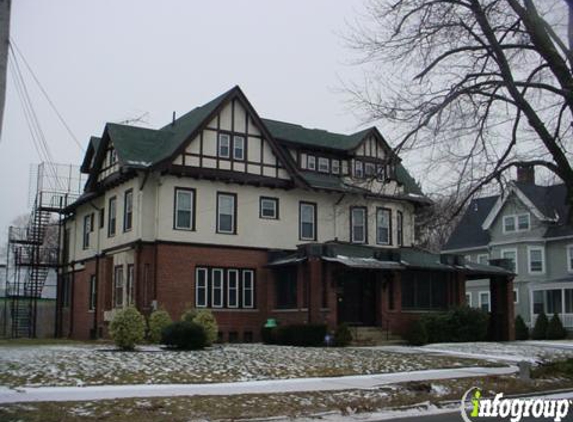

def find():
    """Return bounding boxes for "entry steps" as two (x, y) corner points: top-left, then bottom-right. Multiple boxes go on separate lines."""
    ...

(350, 326), (403, 346)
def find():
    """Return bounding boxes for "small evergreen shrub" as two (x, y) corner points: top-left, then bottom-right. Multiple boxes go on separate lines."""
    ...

(192, 309), (218, 346)
(261, 327), (276, 345)
(161, 321), (208, 350)
(547, 313), (567, 340)
(180, 307), (198, 324)
(417, 307), (489, 343)
(274, 324), (327, 347)
(532, 312), (549, 340)
(424, 313), (449, 344)
(148, 308), (172, 344)
(109, 306), (146, 351)
(334, 323), (353, 347)
(405, 319), (428, 346)
(515, 315), (529, 340)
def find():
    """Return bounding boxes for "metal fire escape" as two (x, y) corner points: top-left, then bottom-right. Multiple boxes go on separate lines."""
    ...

(3, 163), (84, 338)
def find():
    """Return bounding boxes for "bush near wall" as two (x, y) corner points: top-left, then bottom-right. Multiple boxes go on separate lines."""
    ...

(181, 307), (218, 346)
(515, 315), (530, 340)
(109, 307), (146, 351)
(405, 306), (489, 346)
(148, 309), (172, 344)
(161, 321), (208, 350)
(547, 313), (567, 340)
(532, 312), (549, 340)
(334, 323), (353, 347)
(262, 324), (327, 347)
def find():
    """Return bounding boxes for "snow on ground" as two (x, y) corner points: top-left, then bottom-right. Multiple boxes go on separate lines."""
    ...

(0, 343), (491, 388)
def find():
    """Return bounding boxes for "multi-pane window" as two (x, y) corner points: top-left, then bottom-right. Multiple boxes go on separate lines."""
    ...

(174, 188), (195, 230)
(89, 275), (97, 311)
(275, 266), (297, 309)
(568, 245), (573, 272)
(318, 157), (330, 173)
(351, 207), (367, 244)
(376, 164), (386, 181)
(479, 292), (491, 312)
(126, 264), (134, 305)
(260, 197), (278, 219)
(332, 159), (340, 174)
(299, 202), (316, 241)
(217, 193), (236, 234)
(108, 197), (117, 237)
(195, 268), (208, 308)
(233, 136), (245, 160)
(528, 247), (544, 273)
(503, 216), (516, 233)
(218, 134), (231, 158)
(354, 161), (364, 178)
(123, 189), (133, 232)
(114, 266), (123, 308)
(195, 267), (255, 309)
(478, 254), (489, 265)
(397, 211), (403, 247)
(227, 269), (239, 308)
(83, 214), (93, 249)
(307, 155), (316, 170)
(376, 208), (391, 245)
(401, 271), (447, 310)
(517, 214), (530, 231)
(501, 249), (517, 273)
(365, 162), (376, 177)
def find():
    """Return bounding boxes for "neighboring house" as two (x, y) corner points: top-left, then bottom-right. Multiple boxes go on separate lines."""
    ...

(443, 166), (573, 330)
(58, 86), (514, 341)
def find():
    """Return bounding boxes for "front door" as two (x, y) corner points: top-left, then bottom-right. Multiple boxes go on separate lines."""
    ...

(336, 271), (377, 326)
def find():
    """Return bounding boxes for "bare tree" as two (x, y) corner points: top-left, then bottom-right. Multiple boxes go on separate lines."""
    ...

(346, 0), (573, 220)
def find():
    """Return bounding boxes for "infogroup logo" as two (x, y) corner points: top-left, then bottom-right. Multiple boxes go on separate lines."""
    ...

(460, 387), (572, 422)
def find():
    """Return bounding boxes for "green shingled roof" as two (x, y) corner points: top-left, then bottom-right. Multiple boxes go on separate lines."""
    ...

(262, 118), (371, 151)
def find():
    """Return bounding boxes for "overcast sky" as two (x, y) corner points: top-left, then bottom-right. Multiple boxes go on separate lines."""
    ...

(0, 0), (402, 246)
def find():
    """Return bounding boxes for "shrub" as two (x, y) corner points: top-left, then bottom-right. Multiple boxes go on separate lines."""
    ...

(547, 313), (567, 340)
(192, 309), (218, 346)
(180, 307), (198, 324)
(274, 324), (327, 347)
(424, 313), (449, 344)
(405, 319), (428, 346)
(161, 321), (208, 350)
(532, 312), (549, 340)
(515, 315), (529, 340)
(109, 306), (146, 351)
(446, 306), (489, 342)
(261, 327), (276, 345)
(334, 323), (353, 347)
(148, 308), (172, 344)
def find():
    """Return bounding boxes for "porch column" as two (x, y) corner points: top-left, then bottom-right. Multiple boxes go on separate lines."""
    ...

(490, 275), (515, 341)
(324, 262), (338, 330)
(307, 257), (323, 324)
(456, 272), (466, 306)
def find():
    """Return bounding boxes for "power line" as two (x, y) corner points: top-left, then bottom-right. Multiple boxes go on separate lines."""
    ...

(10, 39), (84, 153)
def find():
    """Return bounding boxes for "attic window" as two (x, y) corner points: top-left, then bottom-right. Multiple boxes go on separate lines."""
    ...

(233, 136), (245, 161)
(218, 134), (231, 158)
(332, 160), (340, 174)
(354, 161), (364, 178)
(365, 162), (376, 177)
(110, 149), (117, 166)
(318, 157), (330, 173)
(307, 155), (316, 171)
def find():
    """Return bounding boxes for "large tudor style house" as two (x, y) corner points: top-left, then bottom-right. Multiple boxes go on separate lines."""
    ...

(57, 86), (515, 342)
(443, 166), (573, 332)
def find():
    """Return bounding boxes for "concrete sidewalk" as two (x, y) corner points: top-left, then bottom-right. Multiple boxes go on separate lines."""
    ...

(0, 365), (517, 404)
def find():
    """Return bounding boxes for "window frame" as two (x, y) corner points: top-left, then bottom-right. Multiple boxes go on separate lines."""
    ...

(173, 187), (196, 231)
(216, 192), (237, 234)
(218, 133), (231, 158)
(211, 268), (224, 308)
(243, 270), (255, 309)
(477, 254), (489, 265)
(126, 264), (135, 305)
(465, 292), (472, 307)
(376, 207), (392, 246)
(527, 245), (545, 274)
(307, 155), (316, 171)
(567, 244), (573, 273)
(354, 160), (364, 178)
(108, 196), (117, 237)
(233, 135), (245, 161)
(501, 248), (518, 273)
(513, 288), (519, 304)
(123, 189), (133, 232)
(364, 162), (376, 178)
(83, 214), (92, 250)
(299, 201), (317, 241)
(227, 269), (239, 309)
(317, 157), (330, 173)
(195, 267), (208, 308)
(517, 213), (530, 231)
(503, 215), (516, 233)
(397, 211), (403, 247)
(113, 265), (124, 308)
(259, 196), (279, 220)
(350, 206), (368, 244)
(479, 291), (491, 312)
(331, 159), (340, 175)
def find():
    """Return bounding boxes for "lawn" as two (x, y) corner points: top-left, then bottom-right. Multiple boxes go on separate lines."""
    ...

(0, 342), (497, 388)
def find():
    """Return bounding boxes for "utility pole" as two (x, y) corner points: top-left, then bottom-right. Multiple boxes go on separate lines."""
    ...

(0, 0), (11, 142)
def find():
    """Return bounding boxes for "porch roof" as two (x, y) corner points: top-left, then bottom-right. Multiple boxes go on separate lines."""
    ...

(322, 255), (404, 270)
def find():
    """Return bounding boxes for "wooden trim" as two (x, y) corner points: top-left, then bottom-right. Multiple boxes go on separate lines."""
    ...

(376, 207), (392, 246)
(299, 201), (317, 241)
(107, 196), (117, 237)
(168, 165), (293, 189)
(123, 188), (133, 233)
(259, 196), (279, 220)
(216, 191), (238, 235)
(173, 187), (197, 231)
(350, 206), (368, 244)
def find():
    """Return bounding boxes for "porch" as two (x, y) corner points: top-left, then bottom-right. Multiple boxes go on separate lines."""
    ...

(267, 242), (515, 341)
(530, 281), (573, 329)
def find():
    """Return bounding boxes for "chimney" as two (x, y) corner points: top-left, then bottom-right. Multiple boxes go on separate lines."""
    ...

(516, 164), (535, 185)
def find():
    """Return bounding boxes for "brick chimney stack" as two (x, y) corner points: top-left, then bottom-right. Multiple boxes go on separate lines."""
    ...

(516, 164), (535, 184)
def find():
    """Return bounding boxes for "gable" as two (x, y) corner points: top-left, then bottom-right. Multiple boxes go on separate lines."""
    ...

(352, 132), (392, 161)
(171, 95), (292, 181)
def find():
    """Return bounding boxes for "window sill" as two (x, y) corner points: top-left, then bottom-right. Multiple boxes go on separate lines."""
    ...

(174, 227), (196, 232)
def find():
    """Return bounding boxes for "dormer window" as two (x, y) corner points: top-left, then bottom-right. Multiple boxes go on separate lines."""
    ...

(365, 162), (376, 177)
(233, 136), (245, 160)
(517, 214), (530, 231)
(354, 161), (364, 178)
(503, 213), (530, 233)
(332, 160), (340, 174)
(110, 149), (117, 165)
(503, 216), (516, 232)
(318, 157), (330, 173)
(307, 155), (316, 171)
(376, 164), (385, 181)
(218, 134), (231, 158)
